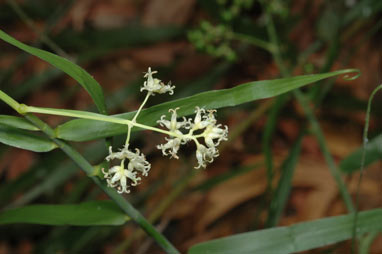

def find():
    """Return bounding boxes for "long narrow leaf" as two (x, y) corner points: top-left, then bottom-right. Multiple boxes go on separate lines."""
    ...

(266, 132), (303, 227)
(340, 134), (382, 173)
(188, 208), (382, 254)
(0, 115), (39, 130)
(0, 125), (57, 152)
(0, 200), (129, 226)
(0, 30), (107, 114)
(56, 69), (359, 141)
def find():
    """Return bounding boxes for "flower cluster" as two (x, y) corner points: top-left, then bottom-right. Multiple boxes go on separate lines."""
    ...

(157, 106), (228, 169)
(102, 67), (228, 194)
(102, 145), (150, 194)
(140, 67), (175, 95)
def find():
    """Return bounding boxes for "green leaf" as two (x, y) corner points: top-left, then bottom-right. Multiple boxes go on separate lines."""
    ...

(0, 200), (130, 226)
(188, 208), (382, 254)
(340, 134), (382, 173)
(0, 30), (107, 114)
(266, 132), (303, 227)
(56, 69), (359, 141)
(0, 115), (39, 131)
(0, 125), (57, 152)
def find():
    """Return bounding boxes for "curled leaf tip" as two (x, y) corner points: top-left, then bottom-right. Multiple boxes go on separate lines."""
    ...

(341, 69), (361, 81)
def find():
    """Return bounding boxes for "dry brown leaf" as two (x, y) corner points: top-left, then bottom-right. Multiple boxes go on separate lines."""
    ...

(290, 157), (338, 221)
(370, 235), (382, 254)
(66, 0), (94, 31)
(194, 168), (270, 232)
(142, 0), (196, 26)
(89, 1), (137, 29)
(321, 122), (361, 159)
(130, 42), (185, 66)
(166, 192), (204, 220)
(335, 40), (381, 100)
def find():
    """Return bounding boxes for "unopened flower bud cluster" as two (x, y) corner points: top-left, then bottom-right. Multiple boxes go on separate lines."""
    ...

(103, 68), (228, 194)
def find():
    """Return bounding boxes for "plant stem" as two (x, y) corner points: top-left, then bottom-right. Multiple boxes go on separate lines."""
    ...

(261, 6), (355, 212)
(294, 90), (355, 212)
(232, 32), (276, 53)
(351, 84), (382, 252)
(6, 0), (69, 58)
(0, 89), (21, 113)
(22, 105), (182, 139)
(126, 92), (152, 146)
(23, 113), (180, 254)
(114, 169), (197, 254)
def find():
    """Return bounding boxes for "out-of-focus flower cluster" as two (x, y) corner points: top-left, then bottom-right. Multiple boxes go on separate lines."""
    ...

(102, 68), (228, 194)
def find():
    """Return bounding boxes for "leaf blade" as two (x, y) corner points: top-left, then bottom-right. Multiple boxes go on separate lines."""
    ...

(340, 134), (382, 173)
(56, 69), (359, 141)
(0, 200), (129, 226)
(0, 115), (39, 131)
(0, 125), (57, 152)
(188, 209), (382, 254)
(0, 30), (107, 114)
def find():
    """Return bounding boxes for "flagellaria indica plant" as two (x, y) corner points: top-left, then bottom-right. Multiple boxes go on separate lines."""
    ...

(1, 67), (228, 194)
(0, 28), (363, 254)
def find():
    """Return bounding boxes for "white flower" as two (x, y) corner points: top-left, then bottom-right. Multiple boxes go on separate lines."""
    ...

(191, 107), (216, 130)
(203, 123), (228, 148)
(106, 145), (134, 161)
(192, 108), (228, 168)
(102, 166), (141, 194)
(128, 148), (151, 177)
(157, 108), (191, 159)
(195, 144), (219, 169)
(140, 67), (175, 95)
(157, 108), (190, 132)
(103, 145), (150, 193)
(157, 137), (182, 159)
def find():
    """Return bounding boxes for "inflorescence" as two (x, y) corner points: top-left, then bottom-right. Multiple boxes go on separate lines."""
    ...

(102, 68), (228, 194)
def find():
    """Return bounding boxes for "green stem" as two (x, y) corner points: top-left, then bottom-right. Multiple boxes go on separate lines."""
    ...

(133, 92), (152, 123)
(262, 6), (355, 212)
(294, 90), (355, 212)
(22, 105), (182, 139)
(358, 231), (379, 254)
(351, 84), (382, 252)
(114, 169), (197, 254)
(232, 32), (276, 53)
(0, 89), (22, 113)
(126, 92), (152, 146)
(6, 0), (69, 58)
(23, 113), (180, 254)
(263, 10), (289, 77)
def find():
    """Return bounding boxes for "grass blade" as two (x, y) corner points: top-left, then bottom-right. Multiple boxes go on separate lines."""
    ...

(340, 134), (382, 173)
(0, 125), (57, 152)
(0, 115), (39, 130)
(0, 200), (129, 226)
(266, 132), (304, 227)
(0, 30), (107, 114)
(188, 208), (382, 254)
